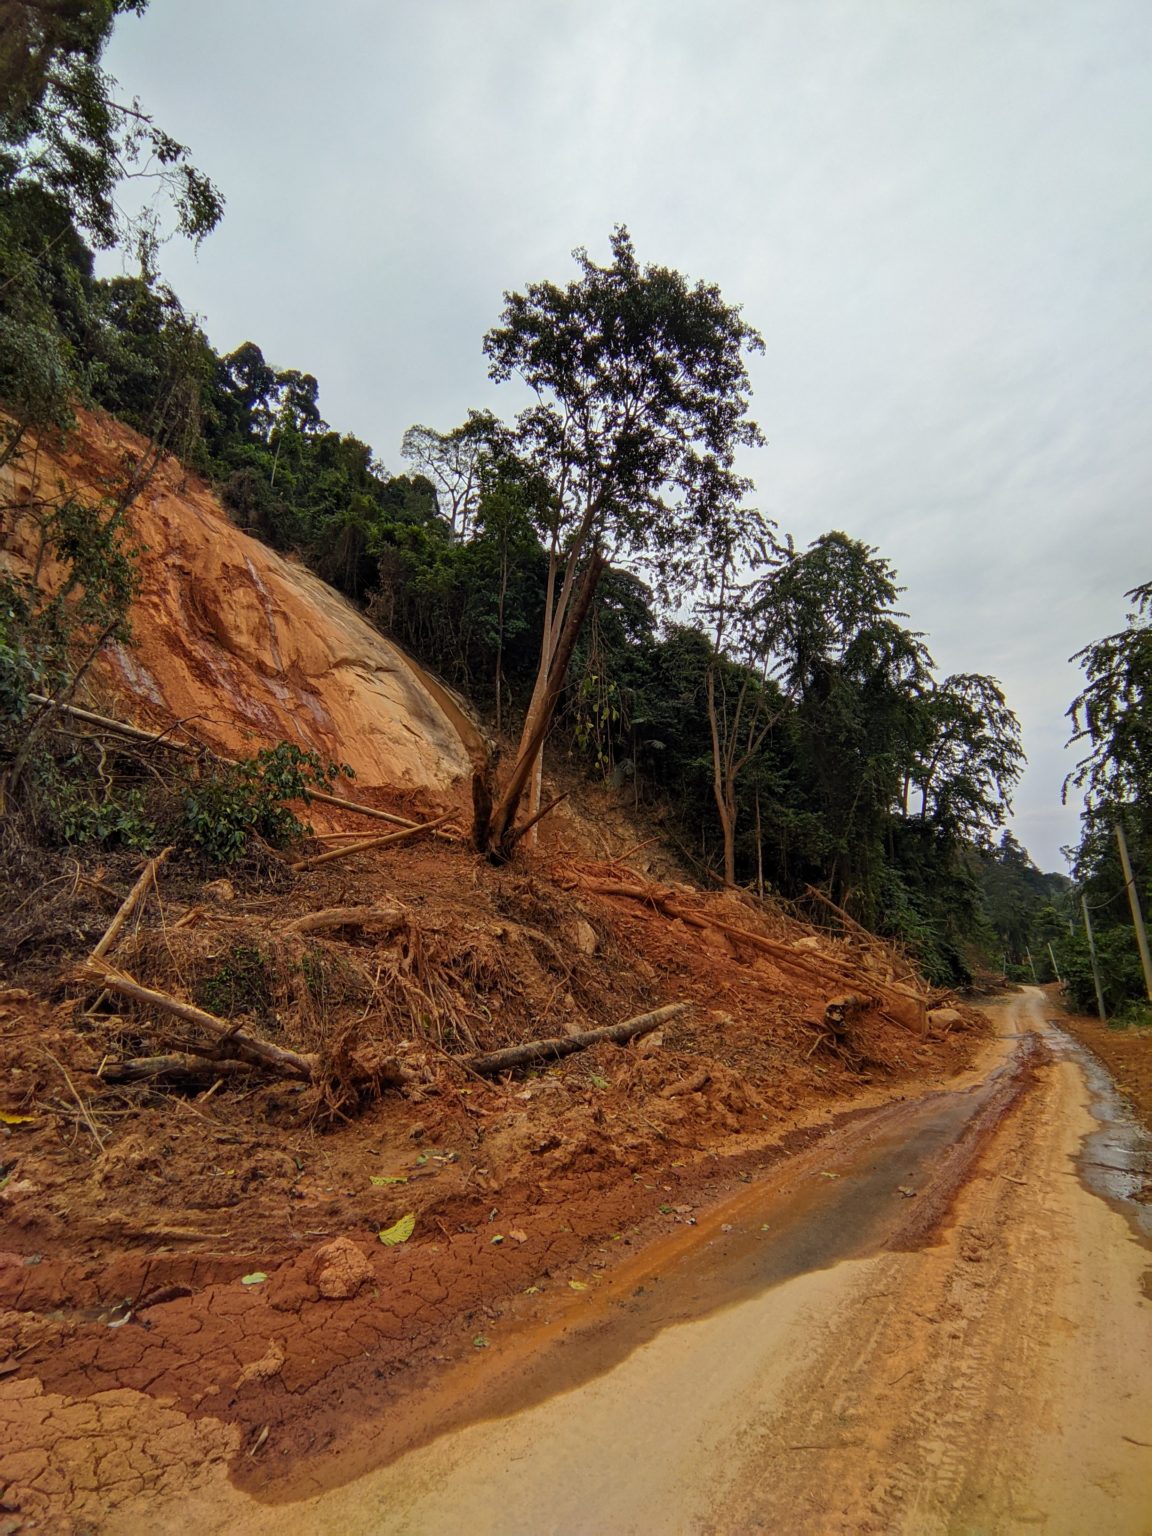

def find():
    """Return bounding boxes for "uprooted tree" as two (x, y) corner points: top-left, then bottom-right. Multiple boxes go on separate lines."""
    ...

(471, 225), (765, 861)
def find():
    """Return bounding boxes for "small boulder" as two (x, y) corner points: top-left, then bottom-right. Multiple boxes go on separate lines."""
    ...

(570, 918), (599, 956)
(928, 1007), (962, 1030)
(308, 1236), (375, 1300)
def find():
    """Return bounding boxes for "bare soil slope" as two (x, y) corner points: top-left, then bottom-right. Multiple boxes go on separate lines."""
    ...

(0, 415), (993, 1531)
(0, 410), (484, 795)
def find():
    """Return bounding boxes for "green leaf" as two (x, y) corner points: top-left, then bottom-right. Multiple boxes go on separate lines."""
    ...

(240, 1271), (267, 1285)
(568, 1279), (588, 1291)
(378, 1212), (416, 1246)
(370, 1175), (408, 1186)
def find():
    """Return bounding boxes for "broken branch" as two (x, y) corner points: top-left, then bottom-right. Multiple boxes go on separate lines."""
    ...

(98, 1053), (256, 1088)
(82, 959), (318, 1081)
(465, 1001), (692, 1076)
(281, 904), (406, 935)
(288, 812), (454, 872)
(91, 846), (174, 961)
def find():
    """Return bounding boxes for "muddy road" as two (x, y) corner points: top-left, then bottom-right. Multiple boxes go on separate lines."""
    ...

(95, 987), (1150, 1536)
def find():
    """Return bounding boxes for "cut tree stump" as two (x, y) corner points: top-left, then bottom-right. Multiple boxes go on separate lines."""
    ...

(824, 993), (869, 1030)
(464, 1002), (693, 1076)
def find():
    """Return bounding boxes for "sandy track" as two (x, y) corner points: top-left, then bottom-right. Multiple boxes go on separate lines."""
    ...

(91, 988), (1151, 1535)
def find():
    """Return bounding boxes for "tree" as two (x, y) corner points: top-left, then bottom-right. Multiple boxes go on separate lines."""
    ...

(907, 672), (1023, 844)
(474, 226), (765, 858)
(1067, 581), (1152, 810)
(1, 0), (223, 257)
(1063, 582), (1152, 1015)
(1, 0), (221, 819)
(695, 501), (781, 884)
(753, 532), (930, 907)
(0, 1), (221, 467)
(401, 414), (492, 540)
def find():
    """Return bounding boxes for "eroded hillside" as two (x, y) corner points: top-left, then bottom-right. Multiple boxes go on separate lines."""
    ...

(1, 409), (485, 798)
(0, 414), (989, 1530)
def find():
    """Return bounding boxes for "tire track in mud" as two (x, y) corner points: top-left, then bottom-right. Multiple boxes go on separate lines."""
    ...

(713, 998), (1152, 1535)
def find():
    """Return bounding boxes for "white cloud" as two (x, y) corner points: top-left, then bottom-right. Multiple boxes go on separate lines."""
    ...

(103, 0), (1152, 869)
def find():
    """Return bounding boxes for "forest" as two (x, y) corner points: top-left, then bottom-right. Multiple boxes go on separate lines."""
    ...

(0, 0), (1146, 1007)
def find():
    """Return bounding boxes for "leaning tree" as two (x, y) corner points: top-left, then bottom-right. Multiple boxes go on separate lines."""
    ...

(473, 225), (764, 859)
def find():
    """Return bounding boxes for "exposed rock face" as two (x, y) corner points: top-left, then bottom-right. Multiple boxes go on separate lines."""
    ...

(0, 410), (485, 798)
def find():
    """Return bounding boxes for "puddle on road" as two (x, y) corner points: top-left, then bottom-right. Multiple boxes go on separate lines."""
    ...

(1046, 1021), (1152, 1242)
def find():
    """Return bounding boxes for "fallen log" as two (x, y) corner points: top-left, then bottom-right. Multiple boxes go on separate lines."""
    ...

(91, 846), (174, 961)
(305, 789), (419, 828)
(577, 878), (940, 1032)
(288, 812), (454, 872)
(577, 879), (863, 983)
(282, 904), (406, 935)
(82, 959), (318, 1081)
(577, 877), (931, 1022)
(465, 1002), (693, 1077)
(804, 885), (920, 985)
(98, 1053), (256, 1088)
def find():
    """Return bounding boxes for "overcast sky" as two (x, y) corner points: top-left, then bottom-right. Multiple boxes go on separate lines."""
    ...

(104, 0), (1152, 871)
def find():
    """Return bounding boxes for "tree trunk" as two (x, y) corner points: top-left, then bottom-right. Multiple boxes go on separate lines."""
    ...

(82, 960), (319, 1081)
(706, 665), (738, 886)
(482, 550), (607, 858)
(465, 1002), (691, 1075)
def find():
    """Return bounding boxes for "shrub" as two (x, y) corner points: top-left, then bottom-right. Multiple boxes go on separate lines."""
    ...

(181, 742), (351, 864)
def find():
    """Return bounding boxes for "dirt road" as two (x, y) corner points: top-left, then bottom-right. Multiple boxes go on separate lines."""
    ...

(103, 988), (1151, 1535)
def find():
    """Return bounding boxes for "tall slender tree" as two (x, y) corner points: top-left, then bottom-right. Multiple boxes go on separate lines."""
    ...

(475, 226), (764, 859)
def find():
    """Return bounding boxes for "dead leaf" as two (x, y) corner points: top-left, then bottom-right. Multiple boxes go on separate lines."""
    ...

(379, 1212), (416, 1246)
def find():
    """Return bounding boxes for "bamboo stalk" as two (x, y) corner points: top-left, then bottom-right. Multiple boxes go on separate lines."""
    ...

(305, 789), (418, 828)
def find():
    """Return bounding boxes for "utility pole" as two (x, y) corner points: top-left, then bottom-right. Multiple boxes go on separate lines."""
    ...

(1081, 895), (1108, 1022)
(1025, 945), (1038, 983)
(1115, 821), (1152, 1002)
(1047, 941), (1062, 985)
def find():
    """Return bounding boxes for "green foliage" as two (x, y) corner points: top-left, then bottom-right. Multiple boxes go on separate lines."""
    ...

(46, 775), (154, 850)
(1067, 582), (1152, 810)
(484, 226), (764, 573)
(0, 1), (223, 258)
(180, 743), (351, 865)
(1063, 584), (1152, 1015)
